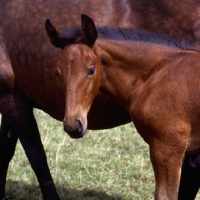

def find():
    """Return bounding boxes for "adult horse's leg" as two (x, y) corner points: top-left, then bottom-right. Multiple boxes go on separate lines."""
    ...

(16, 99), (61, 200)
(0, 94), (60, 200)
(0, 116), (18, 199)
(178, 153), (200, 200)
(0, 39), (19, 198)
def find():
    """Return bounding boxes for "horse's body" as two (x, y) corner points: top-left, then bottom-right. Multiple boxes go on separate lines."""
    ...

(1, 0), (200, 199)
(47, 14), (200, 199)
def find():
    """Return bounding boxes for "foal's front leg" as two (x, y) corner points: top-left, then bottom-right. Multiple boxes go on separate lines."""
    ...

(149, 129), (188, 200)
(0, 116), (18, 199)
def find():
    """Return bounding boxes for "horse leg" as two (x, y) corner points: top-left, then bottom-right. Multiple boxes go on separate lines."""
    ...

(178, 153), (200, 200)
(149, 129), (188, 200)
(16, 102), (61, 199)
(0, 116), (18, 199)
(1, 94), (61, 200)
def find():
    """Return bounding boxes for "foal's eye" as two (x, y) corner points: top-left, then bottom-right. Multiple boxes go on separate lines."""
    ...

(88, 66), (95, 76)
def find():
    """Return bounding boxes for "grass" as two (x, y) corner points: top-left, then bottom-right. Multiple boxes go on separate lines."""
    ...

(1, 109), (200, 199)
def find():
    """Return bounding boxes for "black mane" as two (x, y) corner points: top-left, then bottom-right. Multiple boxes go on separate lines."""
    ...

(62, 26), (196, 50)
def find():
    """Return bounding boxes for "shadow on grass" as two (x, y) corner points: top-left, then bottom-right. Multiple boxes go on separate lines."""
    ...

(5, 180), (124, 200)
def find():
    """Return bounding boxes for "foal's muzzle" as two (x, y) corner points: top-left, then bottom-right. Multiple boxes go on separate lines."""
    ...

(63, 118), (86, 139)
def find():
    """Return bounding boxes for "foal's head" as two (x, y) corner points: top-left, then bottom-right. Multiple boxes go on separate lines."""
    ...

(45, 14), (101, 138)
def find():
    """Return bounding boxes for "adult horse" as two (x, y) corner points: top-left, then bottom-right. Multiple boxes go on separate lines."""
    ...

(0, 0), (200, 199)
(46, 14), (200, 199)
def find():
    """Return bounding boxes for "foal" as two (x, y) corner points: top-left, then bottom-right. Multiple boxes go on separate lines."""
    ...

(46, 14), (200, 199)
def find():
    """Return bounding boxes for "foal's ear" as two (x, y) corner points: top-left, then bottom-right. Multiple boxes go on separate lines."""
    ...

(45, 19), (70, 49)
(81, 14), (98, 46)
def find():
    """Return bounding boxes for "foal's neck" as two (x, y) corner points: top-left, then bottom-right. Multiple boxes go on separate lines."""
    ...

(97, 39), (180, 108)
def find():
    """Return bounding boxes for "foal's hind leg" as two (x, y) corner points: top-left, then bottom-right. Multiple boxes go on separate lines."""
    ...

(0, 116), (18, 199)
(178, 153), (200, 200)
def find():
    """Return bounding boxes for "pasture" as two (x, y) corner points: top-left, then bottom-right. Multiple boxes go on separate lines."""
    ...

(2, 110), (200, 199)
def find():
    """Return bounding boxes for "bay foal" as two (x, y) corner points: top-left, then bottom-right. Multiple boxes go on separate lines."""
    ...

(46, 14), (200, 199)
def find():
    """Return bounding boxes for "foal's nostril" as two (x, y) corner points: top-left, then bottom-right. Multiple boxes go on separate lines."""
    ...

(76, 119), (83, 133)
(63, 117), (85, 138)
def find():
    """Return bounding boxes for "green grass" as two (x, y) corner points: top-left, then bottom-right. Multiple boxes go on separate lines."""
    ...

(1, 109), (200, 199)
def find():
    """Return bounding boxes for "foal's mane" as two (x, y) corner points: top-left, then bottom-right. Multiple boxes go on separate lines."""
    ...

(61, 26), (196, 50)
